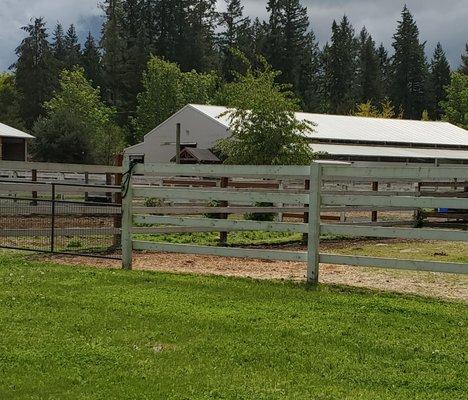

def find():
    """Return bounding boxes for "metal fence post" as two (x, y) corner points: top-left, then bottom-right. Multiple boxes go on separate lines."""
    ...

(50, 183), (56, 253)
(307, 163), (322, 284)
(121, 156), (133, 269)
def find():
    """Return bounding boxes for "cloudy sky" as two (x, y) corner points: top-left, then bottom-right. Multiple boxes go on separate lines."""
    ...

(1, 0), (467, 71)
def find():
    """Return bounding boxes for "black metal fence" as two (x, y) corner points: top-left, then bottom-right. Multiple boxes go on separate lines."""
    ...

(0, 181), (121, 259)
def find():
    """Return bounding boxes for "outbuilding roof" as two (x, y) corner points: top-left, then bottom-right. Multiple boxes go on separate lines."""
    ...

(188, 104), (468, 148)
(311, 143), (468, 161)
(0, 122), (34, 139)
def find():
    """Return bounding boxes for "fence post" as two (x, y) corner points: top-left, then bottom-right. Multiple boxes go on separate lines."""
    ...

(307, 163), (322, 284)
(219, 177), (229, 245)
(113, 154), (123, 247)
(121, 156), (133, 269)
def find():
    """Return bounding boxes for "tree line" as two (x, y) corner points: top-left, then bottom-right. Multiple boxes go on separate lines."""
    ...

(1, 0), (467, 164)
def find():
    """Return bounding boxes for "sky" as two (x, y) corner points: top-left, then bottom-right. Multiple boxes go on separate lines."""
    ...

(1, 0), (467, 71)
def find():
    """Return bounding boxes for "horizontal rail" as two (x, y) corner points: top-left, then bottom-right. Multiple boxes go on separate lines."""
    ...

(132, 206), (308, 214)
(0, 183), (120, 194)
(133, 187), (309, 204)
(132, 226), (216, 234)
(319, 254), (467, 274)
(0, 227), (120, 237)
(132, 241), (307, 262)
(134, 163), (310, 178)
(0, 160), (121, 174)
(133, 215), (307, 233)
(321, 165), (468, 180)
(321, 224), (468, 242)
(321, 194), (468, 209)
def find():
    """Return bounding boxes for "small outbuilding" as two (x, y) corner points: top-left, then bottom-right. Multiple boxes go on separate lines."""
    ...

(125, 104), (468, 165)
(0, 122), (34, 161)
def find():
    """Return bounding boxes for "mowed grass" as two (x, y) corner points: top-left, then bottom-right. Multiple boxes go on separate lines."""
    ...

(330, 240), (468, 263)
(1, 254), (467, 400)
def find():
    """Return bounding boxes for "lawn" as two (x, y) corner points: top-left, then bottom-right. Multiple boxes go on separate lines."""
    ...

(0, 253), (467, 400)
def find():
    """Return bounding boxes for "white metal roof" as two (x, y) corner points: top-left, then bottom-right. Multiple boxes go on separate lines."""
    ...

(0, 122), (34, 139)
(189, 104), (468, 148)
(311, 143), (468, 161)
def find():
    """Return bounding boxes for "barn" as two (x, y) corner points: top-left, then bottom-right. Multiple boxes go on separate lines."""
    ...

(0, 122), (34, 161)
(125, 104), (468, 165)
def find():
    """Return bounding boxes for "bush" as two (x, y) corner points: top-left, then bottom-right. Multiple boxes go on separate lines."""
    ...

(244, 202), (275, 222)
(144, 197), (164, 208)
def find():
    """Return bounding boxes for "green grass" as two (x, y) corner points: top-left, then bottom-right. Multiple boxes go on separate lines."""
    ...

(1, 254), (467, 399)
(135, 230), (304, 246)
(331, 240), (468, 263)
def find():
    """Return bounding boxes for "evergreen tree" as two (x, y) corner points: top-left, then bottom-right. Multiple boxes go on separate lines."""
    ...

(182, 0), (218, 72)
(264, 0), (321, 111)
(218, 0), (252, 82)
(390, 6), (428, 119)
(440, 72), (468, 129)
(429, 42), (451, 119)
(82, 32), (103, 88)
(356, 28), (382, 105)
(13, 18), (58, 128)
(64, 24), (82, 69)
(100, 0), (127, 116)
(377, 43), (391, 100)
(52, 23), (66, 70)
(323, 16), (358, 114)
(459, 43), (468, 74)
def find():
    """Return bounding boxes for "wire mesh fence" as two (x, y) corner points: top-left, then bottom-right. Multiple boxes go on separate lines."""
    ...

(0, 182), (122, 259)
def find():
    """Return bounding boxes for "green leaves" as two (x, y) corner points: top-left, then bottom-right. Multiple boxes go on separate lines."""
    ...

(133, 56), (218, 140)
(441, 72), (468, 130)
(216, 58), (314, 166)
(33, 69), (124, 164)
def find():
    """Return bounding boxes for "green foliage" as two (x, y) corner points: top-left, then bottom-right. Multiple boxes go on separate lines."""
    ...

(133, 56), (218, 141)
(1, 253), (467, 399)
(32, 110), (94, 163)
(144, 197), (164, 208)
(81, 32), (103, 89)
(0, 73), (25, 129)
(323, 16), (359, 114)
(14, 18), (58, 128)
(356, 28), (383, 105)
(354, 98), (398, 119)
(390, 6), (429, 119)
(459, 43), (468, 74)
(440, 72), (468, 130)
(216, 56), (314, 165)
(244, 202), (275, 222)
(33, 69), (124, 164)
(429, 43), (451, 119)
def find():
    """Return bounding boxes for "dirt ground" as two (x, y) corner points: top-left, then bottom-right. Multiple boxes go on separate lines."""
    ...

(41, 246), (468, 303)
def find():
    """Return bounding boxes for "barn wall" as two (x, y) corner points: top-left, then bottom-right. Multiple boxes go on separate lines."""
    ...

(125, 106), (229, 163)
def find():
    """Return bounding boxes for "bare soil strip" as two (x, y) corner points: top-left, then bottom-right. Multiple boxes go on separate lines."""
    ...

(40, 248), (467, 302)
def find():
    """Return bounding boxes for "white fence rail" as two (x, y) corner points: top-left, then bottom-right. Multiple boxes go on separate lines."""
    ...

(122, 162), (468, 282)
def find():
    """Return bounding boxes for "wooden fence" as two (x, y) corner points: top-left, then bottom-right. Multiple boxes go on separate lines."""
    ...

(121, 162), (468, 282)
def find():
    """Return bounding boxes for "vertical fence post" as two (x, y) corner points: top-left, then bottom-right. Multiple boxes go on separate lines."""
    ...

(113, 154), (123, 248)
(32, 168), (38, 205)
(50, 183), (56, 253)
(121, 156), (133, 269)
(302, 179), (310, 244)
(371, 181), (378, 222)
(307, 163), (322, 284)
(219, 177), (228, 245)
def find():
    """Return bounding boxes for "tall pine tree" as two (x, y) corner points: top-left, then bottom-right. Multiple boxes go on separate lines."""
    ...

(390, 6), (428, 119)
(323, 16), (358, 114)
(459, 43), (468, 74)
(82, 32), (103, 88)
(429, 42), (451, 119)
(13, 18), (58, 128)
(64, 24), (82, 69)
(356, 27), (382, 105)
(100, 0), (127, 117)
(377, 43), (391, 100)
(218, 0), (252, 82)
(264, 0), (321, 111)
(52, 23), (67, 71)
